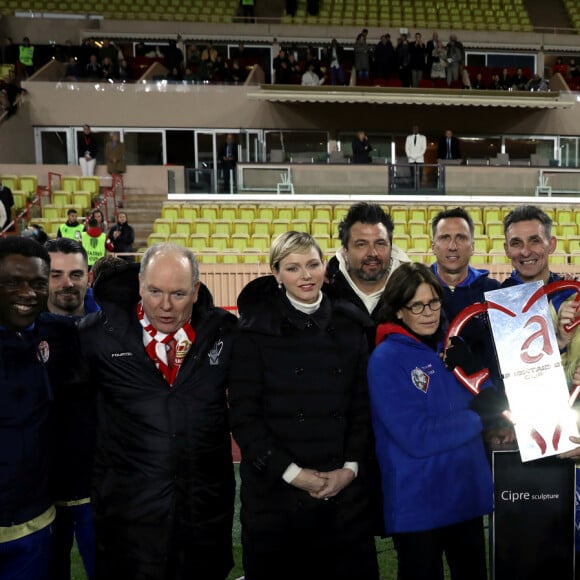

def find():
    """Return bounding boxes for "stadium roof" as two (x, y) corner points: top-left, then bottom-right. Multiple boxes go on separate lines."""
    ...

(247, 85), (575, 109)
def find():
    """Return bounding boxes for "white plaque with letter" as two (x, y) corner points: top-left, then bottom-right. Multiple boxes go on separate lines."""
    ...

(485, 281), (579, 462)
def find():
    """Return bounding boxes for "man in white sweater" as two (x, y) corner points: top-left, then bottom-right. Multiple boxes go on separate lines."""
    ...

(405, 125), (427, 189)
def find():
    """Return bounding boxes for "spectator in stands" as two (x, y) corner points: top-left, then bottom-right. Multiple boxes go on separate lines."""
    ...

(201, 43), (218, 64)
(327, 38), (346, 85)
(105, 131), (126, 175)
(79, 244), (237, 579)
(499, 67), (512, 90)
(78, 125), (98, 177)
(162, 39), (184, 74)
(87, 208), (107, 234)
(240, 0), (255, 22)
(472, 72), (486, 90)
(273, 50), (292, 84)
(106, 211), (135, 262)
(183, 67), (198, 83)
(218, 133), (238, 193)
(81, 217), (107, 269)
(85, 54), (102, 81)
(301, 63), (323, 86)
(99, 39), (118, 69)
(286, 52), (302, 82)
(410, 32), (427, 87)
(568, 59), (579, 78)
(425, 31), (440, 77)
(437, 129), (462, 161)
(446, 34), (463, 85)
(64, 56), (82, 81)
(166, 66), (183, 83)
(430, 207), (503, 388)
(21, 223), (48, 244)
(405, 125), (427, 187)
(0, 74), (27, 117)
(525, 73), (549, 92)
(58, 208), (85, 241)
(429, 40), (447, 81)
(198, 58), (216, 83)
(552, 56), (567, 77)
(489, 73), (502, 90)
(101, 56), (116, 80)
(229, 58), (248, 84)
(303, 46), (322, 78)
(374, 34), (395, 80)
(461, 66), (472, 89)
(117, 59), (130, 82)
(354, 30), (371, 81)
(186, 44), (202, 69)
(396, 33), (412, 87)
(511, 67), (528, 90)
(352, 130), (373, 164)
(229, 231), (381, 580)
(18, 36), (35, 79)
(0, 178), (14, 230)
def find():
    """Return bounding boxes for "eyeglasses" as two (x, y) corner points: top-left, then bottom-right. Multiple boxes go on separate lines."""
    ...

(403, 298), (443, 315)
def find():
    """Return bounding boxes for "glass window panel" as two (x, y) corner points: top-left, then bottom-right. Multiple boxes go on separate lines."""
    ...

(41, 131), (68, 164)
(560, 138), (579, 168)
(505, 137), (556, 162)
(123, 132), (163, 165)
(166, 130), (195, 166)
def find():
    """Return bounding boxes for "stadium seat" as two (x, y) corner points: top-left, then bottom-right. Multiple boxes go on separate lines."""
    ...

(153, 218), (174, 235)
(147, 233), (169, 246)
(290, 219), (310, 234)
(294, 204), (314, 221)
(72, 191), (92, 212)
(237, 204), (258, 220)
(189, 233), (210, 250)
(257, 205), (277, 221)
(231, 234), (250, 252)
(252, 219), (272, 236)
(18, 175), (38, 196)
(276, 206), (294, 220)
(168, 233), (189, 247)
(250, 234), (271, 251)
(52, 191), (71, 208)
(220, 206), (238, 221)
(209, 233), (230, 250)
(161, 204), (181, 221)
(62, 176), (79, 194)
(42, 205), (63, 220)
(392, 234), (411, 252)
(213, 219), (232, 235)
(0, 175), (19, 191)
(241, 248), (264, 264)
(79, 176), (100, 196)
(232, 220), (252, 236)
(173, 219), (193, 236)
(311, 219), (331, 237)
(200, 204), (220, 220)
(181, 204), (199, 220)
(191, 219), (213, 237)
(221, 249), (240, 264)
(272, 219), (291, 237)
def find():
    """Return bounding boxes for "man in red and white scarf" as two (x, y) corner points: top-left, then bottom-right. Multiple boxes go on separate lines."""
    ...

(79, 243), (238, 580)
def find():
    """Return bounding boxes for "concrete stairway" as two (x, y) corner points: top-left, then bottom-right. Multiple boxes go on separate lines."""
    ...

(120, 190), (167, 250)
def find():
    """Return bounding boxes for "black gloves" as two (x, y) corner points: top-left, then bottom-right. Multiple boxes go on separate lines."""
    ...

(469, 387), (510, 431)
(444, 336), (482, 375)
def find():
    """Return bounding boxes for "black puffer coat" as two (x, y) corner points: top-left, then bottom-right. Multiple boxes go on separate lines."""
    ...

(79, 263), (237, 580)
(229, 276), (379, 580)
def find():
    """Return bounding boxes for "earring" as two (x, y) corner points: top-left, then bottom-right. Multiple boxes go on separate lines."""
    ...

(278, 280), (283, 289)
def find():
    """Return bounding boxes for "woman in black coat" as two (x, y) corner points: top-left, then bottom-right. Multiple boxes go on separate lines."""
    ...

(229, 231), (379, 580)
(106, 211), (135, 262)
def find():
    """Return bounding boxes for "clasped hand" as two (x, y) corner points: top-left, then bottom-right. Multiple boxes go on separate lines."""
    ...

(291, 467), (354, 500)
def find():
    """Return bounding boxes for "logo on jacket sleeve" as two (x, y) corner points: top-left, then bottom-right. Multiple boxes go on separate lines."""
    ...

(37, 340), (50, 363)
(208, 339), (223, 366)
(411, 367), (430, 393)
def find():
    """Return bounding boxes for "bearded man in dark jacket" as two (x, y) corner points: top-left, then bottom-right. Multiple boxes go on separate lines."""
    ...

(79, 243), (237, 580)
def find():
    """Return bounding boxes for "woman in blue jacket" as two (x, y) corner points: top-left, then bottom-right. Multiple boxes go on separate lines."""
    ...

(368, 262), (502, 580)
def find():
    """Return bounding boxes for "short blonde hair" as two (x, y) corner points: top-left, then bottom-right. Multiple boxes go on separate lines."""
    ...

(269, 231), (323, 271)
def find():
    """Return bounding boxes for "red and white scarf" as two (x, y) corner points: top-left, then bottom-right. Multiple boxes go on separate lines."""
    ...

(137, 302), (195, 387)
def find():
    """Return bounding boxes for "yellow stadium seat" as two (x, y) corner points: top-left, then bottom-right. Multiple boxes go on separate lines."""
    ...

(250, 234), (271, 251)
(311, 219), (331, 237)
(0, 174), (19, 191)
(192, 219), (213, 237)
(200, 204), (220, 220)
(11, 190), (28, 210)
(213, 219), (232, 235)
(189, 233), (210, 250)
(557, 208), (574, 224)
(566, 236), (580, 254)
(231, 234), (250, 252)
(408, 235), (430, 252)
(220, 206), (238, 221)
(314, 204), (333, 222)
(197, 249), (220, 264)
(241, 248), (264, 264)
(18, 175), (38, 196)
(42, 205), (63, 220)
(550, 254), (568, 266)
(272, 219), (291, 238)
(174, 219), (193, 236)
(390, 205), (408, 222)
(294, 204), (314, 221)
(558, 222), (578, 237)
(483, 206), (502, 223)
(466, 206), (483, 222)
(153, 219), (174, 235)
(276, 206), (294, 220)
(52, 191), (71, 207)
(147, 233), (169, 246)
(168, 233), (189, 247)
(408, 206), (427, 222)
(333, 205), (350, 221)
(392, 234), (411, 252)
(408, 220), (427, 236)
(489, 236), (505, 251)
(221, 249), (240, 265)
(48, 219), (64, 236)
(62, 176), (80, 194)
(209, 233), (230, 251)
(257, 205), (277, 221)
(290, 220), (310, 234)
(181, 204), (199, 220)
(314, 234), (332, 253)
(161, 204), (181, 221)
(233, 220), (252, 236)
(238, 204), (257, 220)
(428, 205), (446, 221)
(472, 220), (484, 235)
(252, 219), (271, 236)
(474, 235), (489, 253)
(489, 249), (510, 264)
(72, 191), (92, 211)
(79, 176), (100, 195)
(486, 221), (504, 237)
